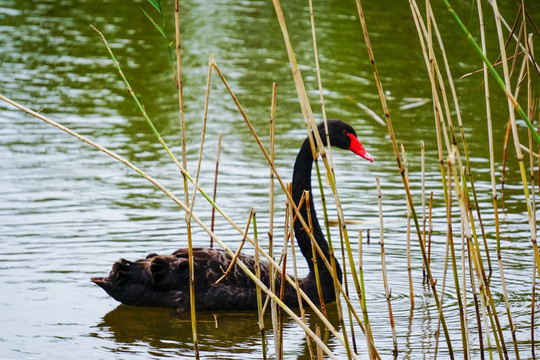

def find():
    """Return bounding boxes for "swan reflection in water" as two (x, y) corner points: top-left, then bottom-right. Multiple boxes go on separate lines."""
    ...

(91, 303), (342, 359)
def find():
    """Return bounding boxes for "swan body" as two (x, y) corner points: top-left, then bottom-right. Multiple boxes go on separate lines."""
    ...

(92, 120), (372, 311)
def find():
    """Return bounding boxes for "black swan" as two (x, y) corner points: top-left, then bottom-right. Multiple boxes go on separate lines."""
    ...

(92, 120), (373, 312)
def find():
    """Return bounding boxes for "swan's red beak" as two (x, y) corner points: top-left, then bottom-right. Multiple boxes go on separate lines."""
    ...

(347, 133), (373, 163)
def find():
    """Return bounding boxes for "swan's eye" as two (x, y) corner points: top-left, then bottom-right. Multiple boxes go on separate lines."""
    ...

(342, 130), (348, 135)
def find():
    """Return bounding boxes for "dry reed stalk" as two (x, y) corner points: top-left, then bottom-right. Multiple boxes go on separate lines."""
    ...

(357, 230), (378, 359)
(315, 326), (324, 360)
(497, 37), (532, 360)
(440, 9), (540, 329)
(421, 140), (426, 283)
(478, 281), (494, 359)
(215, 209), (253, 284)
(338, 225), (358, 355)
(375, 177), (398, 356)
(187, 53), (213, 242)
(411, 4), (515, 357)
(492, 3), (540, 357)
(402, 144), (414, 307)
(305, 191), (327, 317)
(0, 94), (345, 360)
(427, 192), (433, 270)
(90, 23), (204, 354)
(525, 29), (537, 360)
(449, 153), (506, 359)
(270, 5), (367, 343)
(253, 211), (268, 360)
(433, 167), (453, 360)
(306, 0), (340, 275)
(350, 0), (453, 356)
(210, 132), (222, 247)
(352, 0), (453, 350)
(268, 82), (279, 358)
(175, 4), (197, 349)
(311, 158), (354, 355)
(425, 1), (494, 275)
(278, 202), (290, 360)
(211, 61), (369, 353)
(522, 144), (540, 158)
(501, 119), (512, 206)
(423, 3), (497, 291)
(533, 254), (537, 359)
(467, 240), (485, 359)
(445, 158), (470, 359)
(289, 188), (315, 360)
(307, 0), (330, 167)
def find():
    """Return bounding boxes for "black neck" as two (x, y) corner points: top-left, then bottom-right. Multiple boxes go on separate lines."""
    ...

(292, 136), (343, 297)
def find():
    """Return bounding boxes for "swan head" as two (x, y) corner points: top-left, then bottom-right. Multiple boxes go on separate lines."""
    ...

(319, 119), (373, 163)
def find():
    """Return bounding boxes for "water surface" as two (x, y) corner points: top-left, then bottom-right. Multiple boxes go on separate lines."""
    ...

(1, 0), (539, 358)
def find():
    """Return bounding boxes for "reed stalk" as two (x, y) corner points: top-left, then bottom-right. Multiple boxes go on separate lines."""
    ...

(305, 191), (327, 317)
(501, 119), (512, 206)
(289, 188), (315, 360)
(253, 210), (268, 360)
(525, 28), (537, 360)
(426, 1), (494, 275)
(376, 177), (398, 356)
(467, 239), (485, 359)
(533, 254), (537, 359)
(307, 0), (330, 167)
(211, 61), (370, 350)
(412, 7), (480, 358)
(183, 54), (214, 354)
(433, 162), (453, 360)
(172, 6), (198, 354)
(427, 192), (433, 270)
(410, 4), (515, 357)
(491, 2), (539, 357)
(353, 0), (454, 353)
(187, 52), (213, 240)
(478, 281), (494, 359)
(403, 144), (414, 307)
(498, 35), (532, 360)
(210, 132), (222, 247)
(338, 225), (358, 355)
(357, 230), (377, 359)
(445, 159), (469, 359)
(421, 140), (426, 283)
(315, 326), (324, 360)
(270, 5), (367, 346)
(449, 153), (506, 359)
(215, 209), (253, 284)
(268, 82), (279, 358)
(90, 24), (201, 356)
(306, 0), (339, 278)
(419, 3), (497, 308)
(278, 202), (290, 360)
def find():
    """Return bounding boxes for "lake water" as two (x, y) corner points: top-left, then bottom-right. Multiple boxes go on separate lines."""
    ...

(1, 0), (539, 359)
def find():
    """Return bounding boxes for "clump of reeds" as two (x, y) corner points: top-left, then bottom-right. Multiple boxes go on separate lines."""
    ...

(1, 0), (539, 359)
